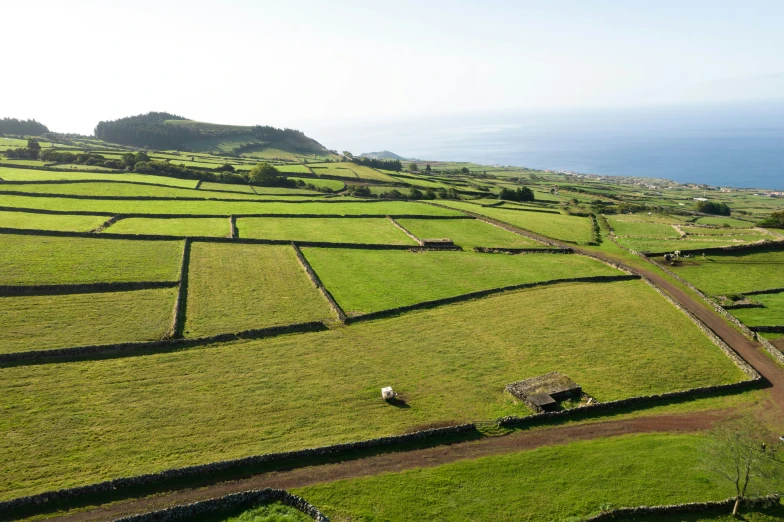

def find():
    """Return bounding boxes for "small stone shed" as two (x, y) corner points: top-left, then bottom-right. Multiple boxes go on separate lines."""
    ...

(506, 372), (582, 413)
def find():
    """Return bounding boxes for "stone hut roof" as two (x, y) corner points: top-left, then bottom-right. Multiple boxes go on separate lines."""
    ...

(506, 372), (581, 401)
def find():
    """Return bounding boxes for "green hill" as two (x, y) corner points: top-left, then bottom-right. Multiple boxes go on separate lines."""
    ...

(360, 150), (407, 160)
(94, 112), (337, 161)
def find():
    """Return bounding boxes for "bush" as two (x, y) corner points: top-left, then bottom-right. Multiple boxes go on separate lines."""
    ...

(695, 200), (731, 216)
(499, 187), (535, 202)
(248, 162), (296, 188)
(758, 210), (784, 229)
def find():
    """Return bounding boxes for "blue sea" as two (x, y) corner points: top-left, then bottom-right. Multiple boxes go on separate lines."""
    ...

(305, 100), (784, 190)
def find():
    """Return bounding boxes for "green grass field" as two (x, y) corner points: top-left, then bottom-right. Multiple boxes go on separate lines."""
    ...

(0, 166), (199, 188)
(275, 165), (312, 174)
(286, 177), (345, 191)
(694, 216), (758, 227)
(0, 194), (461, 216)
(396, 218), (543, 249)
(218, 503), (312, 522)
(237, 217), (417, 245)
(0, 280), (744, 499)
(0, 235), (182, 285)
(619, 235), (766, 253)
(106, 217), (230, 237)
(303, 249), (619, 315)
(731, 292), (784, 326)
(294, 434), (782, 522)
(0, 210), (106, 232)
(609, 218), (681, 238)
(434, 201), (594, 243)
(668, 250), (784, 295)
(0, 288), (176, 354)
(184, 243), (333, 337)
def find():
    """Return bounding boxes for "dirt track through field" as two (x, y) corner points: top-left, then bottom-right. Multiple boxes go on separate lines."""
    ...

(44, 224), (784, 522)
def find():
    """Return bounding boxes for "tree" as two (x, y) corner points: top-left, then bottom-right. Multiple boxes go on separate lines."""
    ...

(408, 187), (423, 199)
(701, 415), (782, 516)
(217, 163), (235, 172)
(461, 167), (470, 174)
(696, 200), (731, 216)
(342, 151), (354, 159)
(27, 138), (41, 150)
(425, 163), (432, 174)
(758, 210), (784, 229)
(249, 162), (283, 186)
(409, 162), (419, 172)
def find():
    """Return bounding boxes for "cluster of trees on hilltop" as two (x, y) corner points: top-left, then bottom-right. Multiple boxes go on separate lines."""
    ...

(0, 118), (49, 136)
(499, 187), (535, 202)
(695, 200), (731, 216)
(350, 156), (402, 172)
(93, 112), (326, 154)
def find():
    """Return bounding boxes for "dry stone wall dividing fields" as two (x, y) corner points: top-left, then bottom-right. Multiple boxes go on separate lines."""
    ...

(113, 488), (330, 522)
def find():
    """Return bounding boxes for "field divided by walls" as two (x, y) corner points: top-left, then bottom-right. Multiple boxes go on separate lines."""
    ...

(0, 163), (771, 513)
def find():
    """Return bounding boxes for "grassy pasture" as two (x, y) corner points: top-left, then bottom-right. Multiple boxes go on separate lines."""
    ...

(694, 216), (758, 227)
(237, 217), (417, 245)
(287, 177), (345, 191)
(197, 182), (254, 193)
(0, 181), (308, 200)
(220, 503), (312, 522)
(309, 166), (358, 179)
(0, 280), (744, 499)
(184, 243), (333, 337)
(0, 288), (176, 354)
(295, 434), (782, 522)
(731, 292), (784, 326)
(667, 250), (784, 295)
(0, 166), (199, 188)
(303, 249), (622, 315)
(0, 210), (105, 232)
(433, 201), (594, 243)
(0, 235), (182, 285)
(396, 218), (541, 249)
(682, 226), (764, 236)
(620, 235), (766, 253)
(106, 218), (230, 237)
(0, 195), (461, 216)
(275, 164), (312, 174)
(608, 218), (681, 238)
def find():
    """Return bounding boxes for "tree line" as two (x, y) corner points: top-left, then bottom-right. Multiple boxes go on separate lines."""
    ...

(499, 187), (535, 202)
(0, 118), (49, 136)
(695, 200), (731, 216)
(350, 156), (403, 172)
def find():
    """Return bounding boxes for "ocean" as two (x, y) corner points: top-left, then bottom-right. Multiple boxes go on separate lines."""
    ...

(304, 100), (784, 190)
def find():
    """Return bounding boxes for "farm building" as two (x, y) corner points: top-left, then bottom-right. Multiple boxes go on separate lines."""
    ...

(506, 372), (582, 412)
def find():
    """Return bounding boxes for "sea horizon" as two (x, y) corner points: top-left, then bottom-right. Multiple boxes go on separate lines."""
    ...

(304, 99), (784, 191)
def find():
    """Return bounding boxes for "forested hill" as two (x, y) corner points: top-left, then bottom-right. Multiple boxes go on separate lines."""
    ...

(0, 118), (49, 135)
(93, 112), (332, 157)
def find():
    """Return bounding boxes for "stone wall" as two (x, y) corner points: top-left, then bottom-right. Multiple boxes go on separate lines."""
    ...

(583, 494), (780, 521)
(0, 321), (328, 365)
(292, 243), (347, 322)
(344, 275), (641, 325)
(113, 488), (329, 522)
(0, 281), (178, 297)
(757, 335), (784, 365)
(0, 424), (475, 515)
(387, 216), (423, 245)
(169, 239), (191, 339)
(473, 247), (573, 254)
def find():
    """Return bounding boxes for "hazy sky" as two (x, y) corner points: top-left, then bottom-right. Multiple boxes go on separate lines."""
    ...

(2, 0), (783, 134)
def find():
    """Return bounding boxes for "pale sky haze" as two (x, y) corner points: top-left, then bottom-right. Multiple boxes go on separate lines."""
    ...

(2, 0), (783, 135)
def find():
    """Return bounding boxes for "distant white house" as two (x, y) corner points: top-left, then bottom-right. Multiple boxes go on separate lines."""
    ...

(693, 197), (708, 202)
